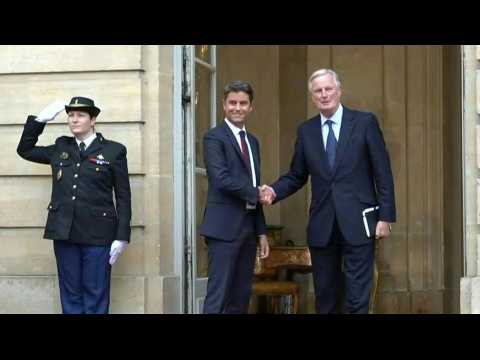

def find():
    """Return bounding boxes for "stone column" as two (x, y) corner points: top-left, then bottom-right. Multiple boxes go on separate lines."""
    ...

(460, 45), (480, 313)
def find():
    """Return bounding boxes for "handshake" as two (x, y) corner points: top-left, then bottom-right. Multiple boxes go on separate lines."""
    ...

(258, 185), (276, 205)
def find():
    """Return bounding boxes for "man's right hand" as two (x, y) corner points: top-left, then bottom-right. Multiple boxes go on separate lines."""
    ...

(258, 185), (276, 205)
(36, 100), (68, 123)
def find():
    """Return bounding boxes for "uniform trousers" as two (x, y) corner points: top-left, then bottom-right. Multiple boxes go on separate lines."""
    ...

(53, 240), (111, 314)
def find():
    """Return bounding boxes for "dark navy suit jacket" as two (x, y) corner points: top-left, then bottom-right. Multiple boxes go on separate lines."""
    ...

(271, 106), (396, 247)
(200, 121), (266, 242)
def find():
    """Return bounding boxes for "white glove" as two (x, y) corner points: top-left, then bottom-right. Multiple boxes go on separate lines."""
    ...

(35, 100), (68, 123)
(109, 240), (128, 265)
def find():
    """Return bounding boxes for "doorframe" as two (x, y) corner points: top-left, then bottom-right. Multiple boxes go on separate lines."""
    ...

(173, 45), (186, 313)
(183, 45), (197, 314)
(176, 45), (218, 313)
(461, 45), (477, 278)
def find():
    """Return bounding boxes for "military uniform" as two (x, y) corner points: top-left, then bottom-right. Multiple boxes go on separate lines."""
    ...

(17, 116), (132, 245)
(17, 97), (132, 314)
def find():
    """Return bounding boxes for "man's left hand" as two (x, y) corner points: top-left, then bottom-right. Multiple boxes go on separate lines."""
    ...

(375, 221), (391, 240)
(257, 235), (270, 259)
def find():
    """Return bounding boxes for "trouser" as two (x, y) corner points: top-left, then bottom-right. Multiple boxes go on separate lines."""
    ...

(309, 218), (375, 314)
(53, 240), (111, 314)
(203, 213), (257, 314)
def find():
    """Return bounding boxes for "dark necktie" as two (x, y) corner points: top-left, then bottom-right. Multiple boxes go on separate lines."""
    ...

(325, 120), (337, 169)
(79, 141), (86, 157)
(239, 130), (252, 179)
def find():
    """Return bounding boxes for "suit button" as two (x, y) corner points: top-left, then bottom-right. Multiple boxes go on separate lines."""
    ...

(73, 185), (77, 189)
(76, 163), (80, 167)
(74, 174), (78, 178)
(60, 162), (63, 166)
(103, 212), (106, 216)
(96, 167), (100, 172)
(72, 196), (76, 200)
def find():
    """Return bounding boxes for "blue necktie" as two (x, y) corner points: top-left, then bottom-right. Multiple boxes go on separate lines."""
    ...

(325, 120), (337, 169)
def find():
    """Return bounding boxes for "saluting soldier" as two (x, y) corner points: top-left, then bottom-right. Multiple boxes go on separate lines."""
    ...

(17, 97), (132, 314)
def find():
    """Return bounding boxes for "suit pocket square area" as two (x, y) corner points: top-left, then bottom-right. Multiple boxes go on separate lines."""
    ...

(362, 206), (379, 238)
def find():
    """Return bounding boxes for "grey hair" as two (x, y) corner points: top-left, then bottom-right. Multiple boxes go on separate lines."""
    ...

(308, 69), (342, 93)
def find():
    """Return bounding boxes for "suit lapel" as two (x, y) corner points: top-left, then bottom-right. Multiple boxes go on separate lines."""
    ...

(332, 107), (355, 174)
(84, 134), (104, 157)
(68, 138), (81, 161)
(310, 115), (332, 178)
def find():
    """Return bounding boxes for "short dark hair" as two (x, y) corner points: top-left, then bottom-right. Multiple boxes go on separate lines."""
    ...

(223, 80), (254, 103)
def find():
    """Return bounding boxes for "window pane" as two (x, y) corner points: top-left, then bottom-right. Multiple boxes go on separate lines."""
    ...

(195, 64), (212, 168)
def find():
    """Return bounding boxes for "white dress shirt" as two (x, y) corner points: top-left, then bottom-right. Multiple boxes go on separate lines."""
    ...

(75, 132), (97, 150)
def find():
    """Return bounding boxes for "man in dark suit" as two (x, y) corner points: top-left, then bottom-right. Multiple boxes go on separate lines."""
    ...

(200, 81), (270, 314)
(17, 97), (132, 314)
(260, 69), (396, 314)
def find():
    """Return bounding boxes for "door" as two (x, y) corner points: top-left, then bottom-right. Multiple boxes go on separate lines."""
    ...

(183, 45), (217, 314)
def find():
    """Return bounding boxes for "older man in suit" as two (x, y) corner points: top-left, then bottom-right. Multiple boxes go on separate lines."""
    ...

(260, 69), (396, 314)
(17, 97), (132, 314)
(200, 80), (270, 314)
